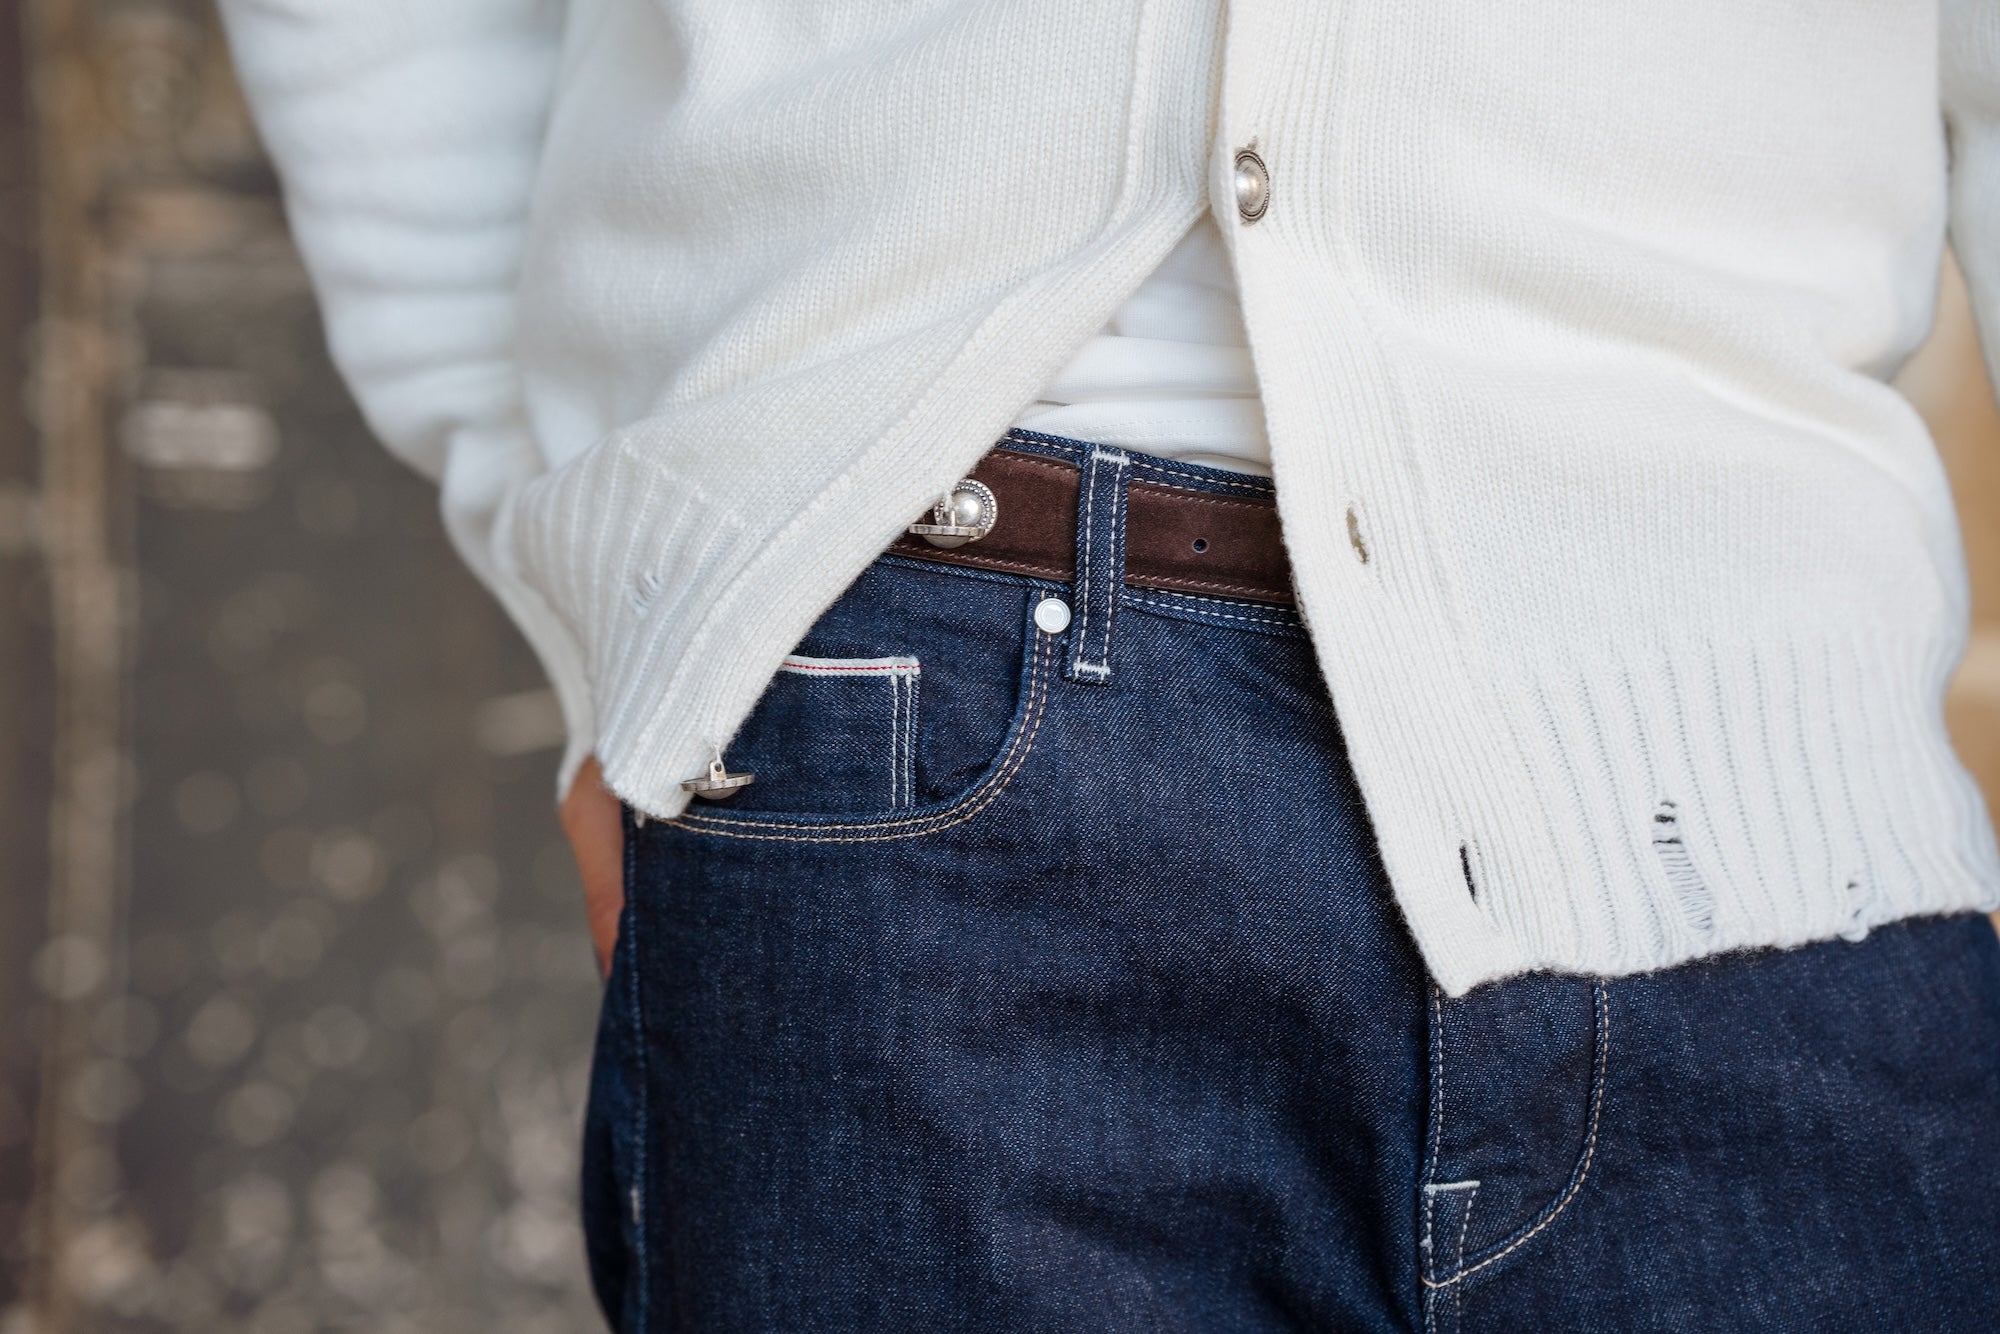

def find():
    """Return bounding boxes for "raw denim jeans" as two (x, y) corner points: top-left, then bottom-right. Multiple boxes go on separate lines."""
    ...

(581, 432), (2000, 1331)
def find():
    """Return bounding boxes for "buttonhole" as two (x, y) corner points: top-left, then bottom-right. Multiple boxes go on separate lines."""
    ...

(1346, 507), (1369, 564)
(629, 568), (665, 614)
(1459, 842), (1478, 904)
(1191, 538), (1208, 554)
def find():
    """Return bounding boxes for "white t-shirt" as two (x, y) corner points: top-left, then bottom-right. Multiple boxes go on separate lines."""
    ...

(1011, 216), (1270, 476)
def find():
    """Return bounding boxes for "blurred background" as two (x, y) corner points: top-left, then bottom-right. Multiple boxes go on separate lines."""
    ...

(3, 3), (601, 1330)
(1, 3), (1999, 1333)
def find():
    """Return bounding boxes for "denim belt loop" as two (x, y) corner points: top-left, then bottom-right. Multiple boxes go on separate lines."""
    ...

(1064, 445), (1131, 684)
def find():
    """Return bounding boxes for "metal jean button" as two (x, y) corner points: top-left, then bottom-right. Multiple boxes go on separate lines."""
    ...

(681, 755), (754, 800)
(907, 479), (997, 548)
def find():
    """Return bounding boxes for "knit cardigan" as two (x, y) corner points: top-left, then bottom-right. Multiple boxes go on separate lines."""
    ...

(219, 0), (2000, 994)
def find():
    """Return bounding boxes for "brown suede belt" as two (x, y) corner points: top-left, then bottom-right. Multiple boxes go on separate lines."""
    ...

(887, 446), (1295, 606)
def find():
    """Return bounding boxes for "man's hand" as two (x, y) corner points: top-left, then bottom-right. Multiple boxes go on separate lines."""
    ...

(560, 756), (625, 977)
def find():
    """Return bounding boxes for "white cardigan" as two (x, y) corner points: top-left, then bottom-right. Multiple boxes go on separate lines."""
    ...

(219, 0), (2000, 994)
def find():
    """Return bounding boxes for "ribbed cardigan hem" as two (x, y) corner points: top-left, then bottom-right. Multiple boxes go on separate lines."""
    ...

(1328, 625), (2000, 994)
(513, 425), (2000, 995)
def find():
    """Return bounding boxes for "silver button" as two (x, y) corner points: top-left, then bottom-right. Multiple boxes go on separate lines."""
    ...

(1034, 597), (1072, 634)
(1233, 146), (1269, 224)
(680, 756), (754, 800)
(907, 478), (998, 549)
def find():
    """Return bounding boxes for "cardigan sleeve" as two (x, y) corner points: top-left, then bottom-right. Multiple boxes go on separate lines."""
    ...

(217, 0), (599, 800)
(1946, 0), (2000, 398)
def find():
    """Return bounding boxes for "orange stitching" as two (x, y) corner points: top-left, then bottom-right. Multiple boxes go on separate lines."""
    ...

(668, 631), (1053, 843)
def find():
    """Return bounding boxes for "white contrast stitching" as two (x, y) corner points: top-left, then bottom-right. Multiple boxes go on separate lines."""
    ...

(999, 429), (1274, 496)
(1070, 449), (1128, 677)
(1421, 1181), (1480, 1331)
(1112, 456), (1128, 668)
(1095, 452), (1128, 669)
(900, 668), (918, 808)
(1454, 1185), (1477, 1276)
(1073, 450), (1100, 666)
(1127, 592), (1301, 628)
(888, 667), (903, 808)
(1420, 982), (1611, 1290)
(1450, 1185), (1478, 1330)
(668, 630), (1052, 843)
(779, 654), (921, 676)
(1422, 1188), (1439, 1334)
(1419, 985), (1448, 1329)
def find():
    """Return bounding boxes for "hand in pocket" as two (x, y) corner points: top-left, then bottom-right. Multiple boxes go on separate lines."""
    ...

(561, 755), (624, 977)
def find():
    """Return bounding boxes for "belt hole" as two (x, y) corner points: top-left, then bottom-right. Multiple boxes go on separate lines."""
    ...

(1191, 538), (1208, 553)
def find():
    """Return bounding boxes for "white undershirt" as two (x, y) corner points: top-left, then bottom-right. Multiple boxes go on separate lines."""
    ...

(1011, 216), (1271, 476)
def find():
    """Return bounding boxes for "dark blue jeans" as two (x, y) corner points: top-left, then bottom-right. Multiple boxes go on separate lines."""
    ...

(581, 434), (2000, 1331)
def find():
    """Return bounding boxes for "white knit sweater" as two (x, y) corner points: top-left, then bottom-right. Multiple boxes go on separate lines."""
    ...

(219, 0), (2000, 994)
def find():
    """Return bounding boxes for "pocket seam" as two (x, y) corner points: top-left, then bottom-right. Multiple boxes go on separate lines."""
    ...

(666, 617), (1053, 843)
(618, 813), (653, 1326)
(893, 664), (916, 809)
(1420, 979), (1611, 1291)
(771, 655), (923, 810)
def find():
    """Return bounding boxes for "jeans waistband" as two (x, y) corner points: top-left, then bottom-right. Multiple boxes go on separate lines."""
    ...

(886, 431), (1293, 610)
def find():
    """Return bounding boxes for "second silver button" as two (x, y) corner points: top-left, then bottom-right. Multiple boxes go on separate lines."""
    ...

(1233, 146), (1269, 223)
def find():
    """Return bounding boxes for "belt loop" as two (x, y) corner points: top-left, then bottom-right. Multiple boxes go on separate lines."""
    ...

(1065, 446), (1130, 684)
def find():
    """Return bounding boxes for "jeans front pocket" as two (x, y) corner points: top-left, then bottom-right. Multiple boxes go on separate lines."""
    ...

(722, 654), (922, 814)
(1418, 973), (1610, 1331)
(670, 557), (1053, 842)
